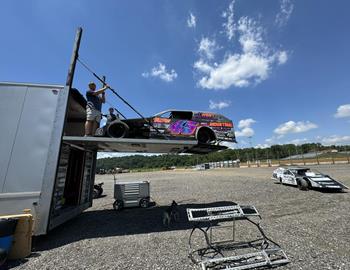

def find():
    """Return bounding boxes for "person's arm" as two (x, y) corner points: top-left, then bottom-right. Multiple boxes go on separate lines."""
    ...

(91, 85), (109, 96)
(100, 91), (106, 103)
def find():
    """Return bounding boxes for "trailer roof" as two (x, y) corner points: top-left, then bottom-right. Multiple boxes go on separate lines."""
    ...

(0, 81), (64, 88)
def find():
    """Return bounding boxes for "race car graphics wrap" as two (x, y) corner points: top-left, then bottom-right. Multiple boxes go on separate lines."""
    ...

(169, 120), (197, 135)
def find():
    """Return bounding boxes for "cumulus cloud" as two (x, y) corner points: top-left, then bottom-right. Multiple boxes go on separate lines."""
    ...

(187, 12), (196, 28)
(255, 143), (270, 149)
(209, 100), (230, 110)
(321, 135), (350, 145)
(277, 51), (288, 65)
(334, 104), (350, 118)
(274, 121), (318, 135)
(236, 118), (256, 137)
(198, 37), (219, 60)
(275, 0), (294, 27)
(142, 63), (178, 82)
(194, 12), (289, 90)
(286, 138), (310, 145)
(222, 0), (235, 40)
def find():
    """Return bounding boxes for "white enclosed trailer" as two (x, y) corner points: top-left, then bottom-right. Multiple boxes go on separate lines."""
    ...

(0, 82), (94, 235)
(0, 82), (197, 235)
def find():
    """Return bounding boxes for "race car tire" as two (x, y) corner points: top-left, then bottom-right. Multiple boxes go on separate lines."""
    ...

(140, 198), (150, 208)
(279, 177), (283, 184)
(298, 178), (309, 191)
(113, 200), (123, 211)
(197, 128), (216, 144)
(107, 121), (129, 138)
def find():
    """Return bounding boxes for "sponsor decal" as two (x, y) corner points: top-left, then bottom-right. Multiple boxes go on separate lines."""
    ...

(153, 117), (171, 124)
(209, 122), (233, 128)
(169, 120), (197, 135)
(200, 113), (216, 119)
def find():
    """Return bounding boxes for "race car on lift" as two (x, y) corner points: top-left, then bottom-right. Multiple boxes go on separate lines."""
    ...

(271, 166), (348, 191)
(96, 109), (236, 145)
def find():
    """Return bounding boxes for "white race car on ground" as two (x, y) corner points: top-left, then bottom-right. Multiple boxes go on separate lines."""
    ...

(272, 166), (348, 191)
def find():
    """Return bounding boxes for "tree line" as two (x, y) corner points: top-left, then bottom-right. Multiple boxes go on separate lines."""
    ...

(96, 143), (349, 171)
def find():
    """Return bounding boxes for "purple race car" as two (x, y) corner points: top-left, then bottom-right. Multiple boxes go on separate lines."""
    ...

(96, 109), (236, 145)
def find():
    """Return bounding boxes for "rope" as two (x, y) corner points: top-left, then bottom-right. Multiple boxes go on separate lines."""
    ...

(77, 57), (167, 139)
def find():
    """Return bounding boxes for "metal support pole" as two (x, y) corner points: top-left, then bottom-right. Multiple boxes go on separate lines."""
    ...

(66, 27), (83, 88)
(316, 146), (320, 165)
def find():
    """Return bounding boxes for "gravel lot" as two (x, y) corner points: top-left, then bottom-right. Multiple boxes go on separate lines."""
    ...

(8, 164), (350, 270)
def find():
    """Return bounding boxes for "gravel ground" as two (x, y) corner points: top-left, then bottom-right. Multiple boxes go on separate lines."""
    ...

(7, 164), (350, 270)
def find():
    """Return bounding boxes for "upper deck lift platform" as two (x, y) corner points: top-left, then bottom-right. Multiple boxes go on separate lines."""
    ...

(63, 136), (226, 154)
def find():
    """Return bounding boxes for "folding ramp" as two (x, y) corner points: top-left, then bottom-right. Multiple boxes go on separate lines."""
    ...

(186, 205), (289, 270)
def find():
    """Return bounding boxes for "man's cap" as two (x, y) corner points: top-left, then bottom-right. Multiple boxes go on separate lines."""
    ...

(88, 82), (96, 86)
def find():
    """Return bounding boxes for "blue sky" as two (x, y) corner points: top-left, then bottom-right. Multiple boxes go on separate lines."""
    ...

(1, 0), (350, 149)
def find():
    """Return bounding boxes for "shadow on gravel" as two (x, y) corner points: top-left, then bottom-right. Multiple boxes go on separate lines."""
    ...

(274, 182), (347, 193)
(33, 201), (236, 252)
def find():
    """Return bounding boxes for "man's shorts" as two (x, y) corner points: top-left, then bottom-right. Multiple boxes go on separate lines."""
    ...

(86, 106), (102, 123)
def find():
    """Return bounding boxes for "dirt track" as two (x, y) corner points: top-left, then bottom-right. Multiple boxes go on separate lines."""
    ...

(8, 164), (350, 270)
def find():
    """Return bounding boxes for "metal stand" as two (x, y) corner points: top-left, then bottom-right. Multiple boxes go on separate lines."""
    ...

(186, 205), (289, 270)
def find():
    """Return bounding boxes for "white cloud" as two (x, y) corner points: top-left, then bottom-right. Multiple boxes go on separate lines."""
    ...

(198, 37), (219, 60)
(187, 12), (196, 28)
(321, 135), (350, 146)
(222, 0), (235, 40)
(238, 118), (256, 129)
(334, 104), (350, 118)
(274, 121), (318, 135)
(286, 138), (309, 145)
(255, 143), (270, 149)
(275, 0), (294, 27)
(236, 118), (256, 137)
(194, 15), (288, 89)
(142, 63), (178, 82)
(277, 51), (288, 65)
(209, 100), (230, 110)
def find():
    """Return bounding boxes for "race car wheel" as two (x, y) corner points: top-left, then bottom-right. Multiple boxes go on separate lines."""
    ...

(0, 248), (7, 267)
(107, 121), (129, 138)
(140, 198), (150, 208)
(279, 177), (283, 184)
(93, 189), (98, 199)
(298, 178), (309, 191)
(113, 200), (123, 211)
(197, 128), (216, 144)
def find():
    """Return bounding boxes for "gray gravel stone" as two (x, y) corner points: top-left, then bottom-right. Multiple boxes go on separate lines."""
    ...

(7, 164), (350, 270)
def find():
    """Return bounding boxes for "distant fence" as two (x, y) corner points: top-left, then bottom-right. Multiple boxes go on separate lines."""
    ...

(201, 156), (350, 169)
(242, 156), (350, 168)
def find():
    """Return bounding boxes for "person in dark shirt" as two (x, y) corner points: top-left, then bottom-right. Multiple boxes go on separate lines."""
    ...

(85, 82), (109, 136)
(106, 107), (118, 124)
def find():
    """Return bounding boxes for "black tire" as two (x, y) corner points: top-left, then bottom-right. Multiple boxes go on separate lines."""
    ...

(139, 198), (149, 208)
(298, 178), (309, 191)
(113, 200), (123, 211)
(173, 210), (180, 222)
(107, 121), (129, 138)
(0, 248), (7, 267)
(93, 189), (98, 199)
(279, 177), (283, 184)
(94, 127), (105, 136)
(197, 128), (215, 144)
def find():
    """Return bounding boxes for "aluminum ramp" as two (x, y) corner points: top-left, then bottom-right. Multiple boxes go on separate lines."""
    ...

(186, 204), (289, 270)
